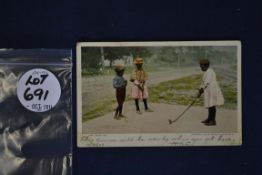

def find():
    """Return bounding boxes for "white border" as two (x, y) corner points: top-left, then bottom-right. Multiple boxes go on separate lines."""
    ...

(77, 41), (242, 147)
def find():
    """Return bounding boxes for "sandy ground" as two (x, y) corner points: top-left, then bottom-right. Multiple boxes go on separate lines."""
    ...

(82, 102), (238, 134)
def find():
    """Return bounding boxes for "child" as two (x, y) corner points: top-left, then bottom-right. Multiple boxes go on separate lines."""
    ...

(113, 64), (127, 120)
(130, 57), (153, 114)
(198, 59), (224, 126)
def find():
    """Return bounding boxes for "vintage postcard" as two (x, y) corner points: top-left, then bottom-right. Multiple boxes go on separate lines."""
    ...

(77, 41), (241, 147)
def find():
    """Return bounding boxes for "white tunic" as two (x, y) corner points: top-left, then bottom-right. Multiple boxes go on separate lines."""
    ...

(201, 68), (224, 108)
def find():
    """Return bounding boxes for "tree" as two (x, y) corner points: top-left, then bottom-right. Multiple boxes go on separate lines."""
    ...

(81, 47), (101, 69)
(103, 47), (129, 68)
(102, 47), (152, 68)
(128, 47), (152, 59)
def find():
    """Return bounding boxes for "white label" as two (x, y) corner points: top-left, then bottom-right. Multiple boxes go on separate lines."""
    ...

(17, 68), (61, 112)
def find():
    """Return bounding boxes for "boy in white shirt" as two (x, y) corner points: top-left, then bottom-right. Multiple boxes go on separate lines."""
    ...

(198, 59), (224, 126)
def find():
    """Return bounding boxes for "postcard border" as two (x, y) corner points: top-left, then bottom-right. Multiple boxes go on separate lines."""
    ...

(77, 41), (242, 147)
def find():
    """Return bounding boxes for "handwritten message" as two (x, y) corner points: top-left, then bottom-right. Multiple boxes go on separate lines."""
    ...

(80, 133), (241, 147)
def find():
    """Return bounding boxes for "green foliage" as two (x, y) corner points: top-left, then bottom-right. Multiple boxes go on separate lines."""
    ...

(220, 84), (237, 108)
(81, 47), (101, 69)
(149, 74), (237, 109)
(82, 68), (102, 76)
(103, 47), (129, 67)
(81, 46), (237, 76)
(83, 99), (116, 122)
(155, 46), (237, 66)
(81, 46), (153, 75)
(127, 47), (152, 58)
(149, 75), (203, 105)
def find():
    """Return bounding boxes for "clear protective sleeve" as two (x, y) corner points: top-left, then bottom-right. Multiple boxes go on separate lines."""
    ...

(0, 49), (72, 175)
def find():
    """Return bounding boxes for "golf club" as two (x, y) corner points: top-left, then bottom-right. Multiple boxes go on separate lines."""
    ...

(168, 94), (200, 124)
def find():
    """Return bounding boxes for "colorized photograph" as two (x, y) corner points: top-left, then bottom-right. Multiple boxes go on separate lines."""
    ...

(77, 41), (241, 147)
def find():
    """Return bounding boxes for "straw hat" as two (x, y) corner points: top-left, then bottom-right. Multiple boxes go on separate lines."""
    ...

(133, 57), (144, 64)
(114, 64), (125, 72)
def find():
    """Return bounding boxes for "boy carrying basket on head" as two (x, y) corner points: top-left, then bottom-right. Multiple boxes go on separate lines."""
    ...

(113, 64), (127, 120)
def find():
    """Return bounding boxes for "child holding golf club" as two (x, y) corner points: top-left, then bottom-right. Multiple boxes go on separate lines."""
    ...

(198, 59), (224, 126)
(113, 64), (127, 120)
(130, 57), (153, 114)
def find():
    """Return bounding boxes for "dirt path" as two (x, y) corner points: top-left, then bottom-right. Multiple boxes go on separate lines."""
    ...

(82, 102), (238, 134)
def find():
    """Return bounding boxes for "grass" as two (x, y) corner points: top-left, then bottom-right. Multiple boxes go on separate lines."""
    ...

(82, 99), (116, 122)
(221, 84), (237, 108)
(149, 74), (203, 106)
(82, 96), (134, 122)
(149, 74), (237, 109)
